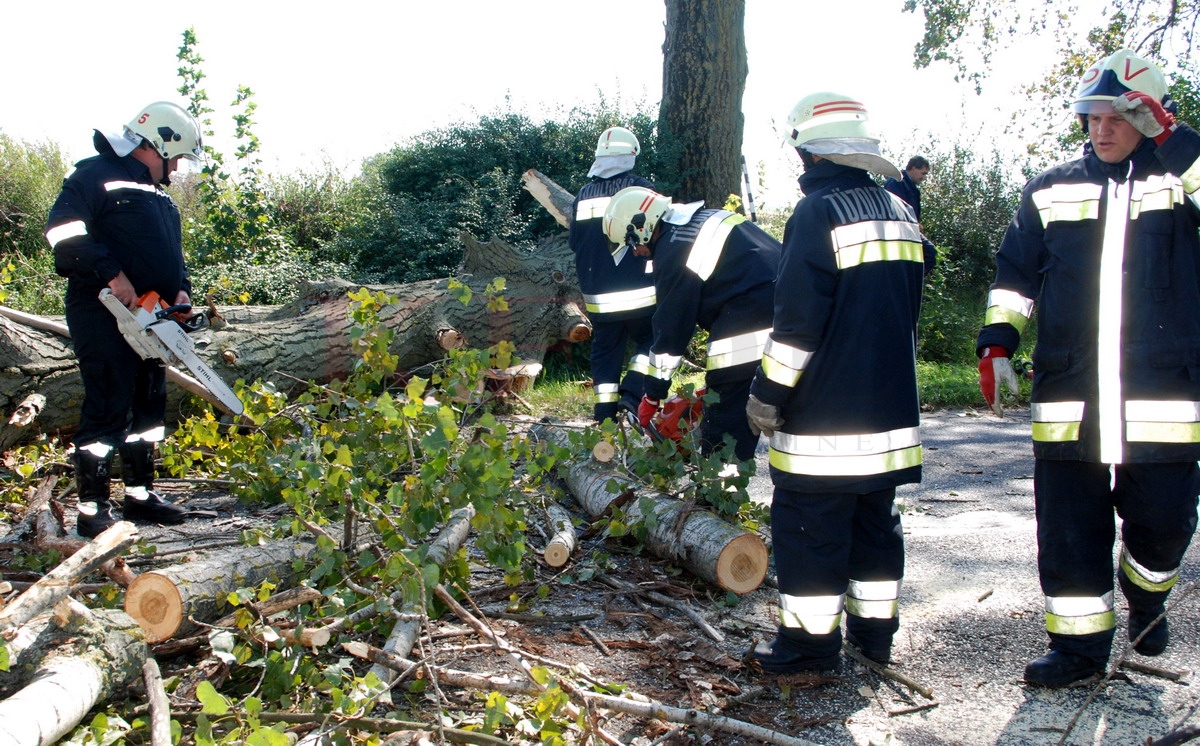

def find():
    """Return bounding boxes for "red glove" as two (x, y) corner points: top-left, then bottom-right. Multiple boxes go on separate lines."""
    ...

(637, 396), (660, 428)
(1112, 91), (1177, 145)
(979, 346), (1019, 417)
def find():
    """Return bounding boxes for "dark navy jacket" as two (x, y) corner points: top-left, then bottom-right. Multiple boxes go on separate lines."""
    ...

(884, 171), (922, 221)
(569, 172), (656, 322)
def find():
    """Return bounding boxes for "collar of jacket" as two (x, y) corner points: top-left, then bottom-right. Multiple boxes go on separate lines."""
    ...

(1084, 137), (1158, 183)
(797, 158), (876, 196)
(89, 129), (156, 184)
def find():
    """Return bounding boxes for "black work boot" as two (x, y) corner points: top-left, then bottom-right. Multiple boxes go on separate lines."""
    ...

(74, 448), (117, 539)
(750, 627), (841, 674)
(119, 442), (187, 525)
(846, 614), (898, 664)
(1120, 571), (1171, 656)
(1023, 650), (1105, 687)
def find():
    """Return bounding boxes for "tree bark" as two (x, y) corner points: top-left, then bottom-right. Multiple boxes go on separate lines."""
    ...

(124, 539), (316, 643)
(0, 233), (589, 445)
(531, 423), (767, 594)
(660, 0), (748, 206)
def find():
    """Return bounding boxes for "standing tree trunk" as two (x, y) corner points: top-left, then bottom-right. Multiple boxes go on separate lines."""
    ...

(659, 0), (748, 206)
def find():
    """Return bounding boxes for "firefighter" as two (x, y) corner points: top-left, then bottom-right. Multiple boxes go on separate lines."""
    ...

(746, 92), (933, 673)
(569, 126), (657, 422)
(601, 186), (779, 462)
(46, 101), (202, 537)
(977, 49), (1200, 687)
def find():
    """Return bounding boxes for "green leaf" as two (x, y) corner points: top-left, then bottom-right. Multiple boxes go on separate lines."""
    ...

(195, 680), (230, 715)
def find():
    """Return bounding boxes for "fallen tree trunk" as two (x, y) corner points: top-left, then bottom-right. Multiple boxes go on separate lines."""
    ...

(541, 502), (577, 568)
(124, 539), (316, 642)
(0, 599), (147, 746)
(1, 232), (588, 445)
(531, 423), (767, 594)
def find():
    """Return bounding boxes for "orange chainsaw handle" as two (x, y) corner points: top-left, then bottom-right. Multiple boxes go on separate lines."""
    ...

(136, 292), (206, 331)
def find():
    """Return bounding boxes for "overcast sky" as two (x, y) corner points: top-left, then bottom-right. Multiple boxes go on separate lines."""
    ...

(2, 0), (1062, 206)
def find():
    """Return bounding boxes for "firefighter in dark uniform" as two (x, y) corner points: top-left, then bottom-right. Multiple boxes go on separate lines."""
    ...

(746, 93), (934, 673)
(569, 126), (656, 422)
(46, 101), (203, 538)
(602, 186), (780, 462)
(977, 49), (1200, 687)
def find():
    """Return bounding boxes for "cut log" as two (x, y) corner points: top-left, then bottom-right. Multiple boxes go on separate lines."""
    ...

(541, 502), (577, 568)
(1, 231), (588, 445)
(531, 423), (767, 594)
(0, 393), (46, 452)
(0, 601), (147, 746)
(521, 169), (576, 229)
(124, 539), (316, 643)
(0, 521), (138, 639)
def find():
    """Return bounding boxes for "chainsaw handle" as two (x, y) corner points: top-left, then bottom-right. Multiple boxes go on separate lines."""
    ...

(155, 303), (193, 320)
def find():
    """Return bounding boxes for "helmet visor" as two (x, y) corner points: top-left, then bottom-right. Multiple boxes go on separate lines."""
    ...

(1072, 98), (1117, 115)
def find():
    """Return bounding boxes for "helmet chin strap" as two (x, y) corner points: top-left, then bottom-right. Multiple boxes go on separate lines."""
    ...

(159, 154), (172, 186)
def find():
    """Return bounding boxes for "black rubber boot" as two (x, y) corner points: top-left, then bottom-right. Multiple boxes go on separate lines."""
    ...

(74, 449), (117, 539)
(846, 614), (898, 664)
(119, 442), (187, 525)
(750, 627), (841, 674)
(1023, 650), (1105, 687)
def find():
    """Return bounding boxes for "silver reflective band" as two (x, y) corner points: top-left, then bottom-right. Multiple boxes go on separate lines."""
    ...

(685, 211), (744, 281)
(575, 196), (611, 221)
(1129, 174), (1183, 218)
(628, 354), (650, 375)
(79, 442), (114, 458)
(778, 592), (844, 635)
(125, 426), (166, 443)
(1031, 182), (1102, 227)
(650, 352), (682, 381)
(104, 180), (159, 194)
(1181, 156), (1200, 197)
(761, 337), (812, 387)
(770, 426), (922, 476)
(595, 383), (620, 403)
(583, 285), (656, 314)
(1045, 592), (1113, 617)
(707, 328), (771, 370)
(1031, 401), (1085, 421)
(986, 288), (1034, 319)
(831, 219), (922, 250)
(46, 220), (88, 248)
(1125, 400), (1200, 422)
(848, 579), (901, 601)
(1120, 546), (1179, 591)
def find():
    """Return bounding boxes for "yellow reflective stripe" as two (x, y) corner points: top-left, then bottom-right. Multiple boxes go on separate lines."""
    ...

(983, 288), (1034, 332)
(845, 598), (898, 619)
(1031, 401), (1084, 442)
(104, 180), (158, 194)
(779, 592), (844, 635)
(650, 352), (682, 381)
(685, 211), (744, 281)
(769, 426), (922, 477)
(707, 327), (771, 370)
(762, 358), (804, 388)
(830, 221), (924, 270)
(575, 196), (611, 221)
(1129, 174), (1183, 218)
(583, 285), (656, 314)
(627, 354), (650, 375)
(1044, 592), (1115, 635)
(761, 338), (813, 387)
(1126, 400), (1200, 441)
(1127, 422), (1200, 443)
(1120, 547), (1179, 593)
(1031, 182), (1102, 228)
(45, 220), (88, 248)
(594, 383), (619, 404)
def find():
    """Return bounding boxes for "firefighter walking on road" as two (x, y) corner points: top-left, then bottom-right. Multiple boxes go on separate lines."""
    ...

(747, 93), (934, 673)
(569, 127), (657, 423)
(976, 49), (1200, 687)
(602, 186), (780, 462)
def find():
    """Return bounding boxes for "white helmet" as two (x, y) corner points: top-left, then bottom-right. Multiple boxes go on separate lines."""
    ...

(126, 101), (203, 161)
(782, 92), (900, 179)
(1072, 48), (1171, 116)
(595, 126), (640, 158)
(602, 186), (671, 257)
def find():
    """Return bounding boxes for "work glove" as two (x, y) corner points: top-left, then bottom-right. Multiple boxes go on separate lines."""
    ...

(978, 346), (1019, 417)
(1113, 91), (1177, 146)
(637, 396), (661, 428)
(746, 393), (784, 438)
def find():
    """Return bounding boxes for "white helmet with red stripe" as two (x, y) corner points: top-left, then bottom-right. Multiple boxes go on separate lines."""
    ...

(595, 126), (640, 157)
(783, 92), (901, 179)
(602, 186), (671, 257)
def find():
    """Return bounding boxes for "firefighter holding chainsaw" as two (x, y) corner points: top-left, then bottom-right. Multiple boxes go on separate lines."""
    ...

(977, 50), (1200, 687)
(569, 127), (657, 422)
(746, 93), (934, 673)
(601, 187), (780, 462)
(46, 101), (202, 538)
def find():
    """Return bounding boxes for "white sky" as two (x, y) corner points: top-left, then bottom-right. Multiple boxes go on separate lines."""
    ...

(2, 0), (1063, 207)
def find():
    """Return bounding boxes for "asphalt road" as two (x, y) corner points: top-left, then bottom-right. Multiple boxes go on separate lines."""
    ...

(736, 407), (1200, 746)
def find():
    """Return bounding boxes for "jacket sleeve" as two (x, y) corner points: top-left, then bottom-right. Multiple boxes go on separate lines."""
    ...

(751, 206), (837, 407)
(1156, 123), (1200, 215)
(975, 180), (1045, 356)
(644, 241), (703, 400)
(46, 172), (122, 284)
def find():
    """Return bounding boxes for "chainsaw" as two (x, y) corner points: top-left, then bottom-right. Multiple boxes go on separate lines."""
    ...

(100, 289), (244, 415)
(627, 387), (706, 445)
